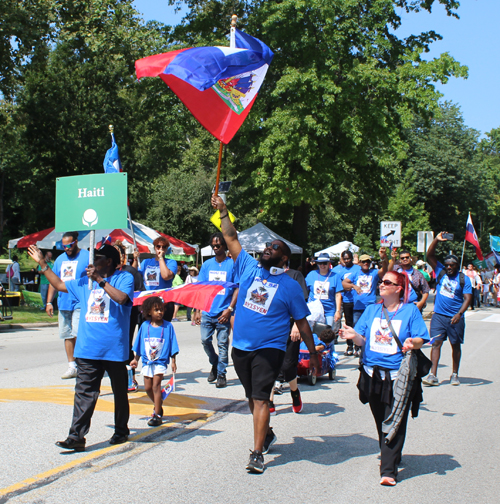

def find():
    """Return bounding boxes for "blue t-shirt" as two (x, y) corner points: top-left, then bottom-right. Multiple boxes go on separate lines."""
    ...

(66, 270), (135, 361)
(52, 249), (90, 311)
(339, 264), (362, 303)
(351, 269), (380, 310)
(433, 262), (472, 317)
(305, 270), (344, 316)
(232, 250), (310, 352)
(139, 258), (178, 291)
(133, 320), (179, 367)
(299, 333), (323, 351)
(198, 256), (236, 316)
(354, 302), (430, 370)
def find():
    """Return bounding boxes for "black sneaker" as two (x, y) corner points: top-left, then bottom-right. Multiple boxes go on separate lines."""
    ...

(216, 374), (227, 388)
(262, 428), (277, 455)
(148, 414), (162, 427)
(109, 433), (128, 445)
(207, 364), (218, 383)
(246, 450), (265, 473)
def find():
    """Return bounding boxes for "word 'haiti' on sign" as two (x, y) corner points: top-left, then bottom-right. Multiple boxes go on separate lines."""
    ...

(78, 187), (105, 198)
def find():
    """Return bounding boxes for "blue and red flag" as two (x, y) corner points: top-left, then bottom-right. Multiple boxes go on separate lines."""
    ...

(161, 375), (175, 401)
(465, 213), (483, 260)
(133, 281), (237, 312)
(135, 29), (274, 144)
(103, 133), (123, 173)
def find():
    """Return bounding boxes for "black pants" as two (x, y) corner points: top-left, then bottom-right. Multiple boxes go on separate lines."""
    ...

(277, 337), (301, 383)
(343, 302), (355, 349)
(69, 358), (130, 441)
(128, 305), (141, 365)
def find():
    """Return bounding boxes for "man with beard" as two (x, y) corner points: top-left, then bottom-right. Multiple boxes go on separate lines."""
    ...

(47, 232), (90, 379)
(211, 194), (319, 474)
(28, 243), (134, 451)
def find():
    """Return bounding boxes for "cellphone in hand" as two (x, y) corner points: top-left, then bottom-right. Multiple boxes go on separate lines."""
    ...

(442, 232), (454, 241)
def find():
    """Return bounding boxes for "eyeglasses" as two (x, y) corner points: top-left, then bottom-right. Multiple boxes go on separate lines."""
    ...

(63, 241), (76, 249)
(381, 279), (399, 287)
(265, 242), (281, 251)
(400, 256), (411, 260)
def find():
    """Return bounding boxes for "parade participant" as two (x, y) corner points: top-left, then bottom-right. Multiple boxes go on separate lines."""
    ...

(211, 194), (319, 474)
(38, 251), (53, 309)
(171, 265), (184, 322)
(422, 233), (472, 386)
(389, 249), (430, 312)
(28, 243), (135, 451)
(130, 297), (179, 427)
(194, 232), (238, 388)
(133, 236), (177, 321)
(305, 252), (343, 327)
(47, 232), (90, 379)
(338, 250), (361, 355)
(6, 255), (21, 291)
(185, 266), (199, 325)
(339, 271), (429, 486)
(342, 248), (389, 356)
(113, 240), (144, 392)
(464, 264), (481, 310)
(416, 260), (431, 282)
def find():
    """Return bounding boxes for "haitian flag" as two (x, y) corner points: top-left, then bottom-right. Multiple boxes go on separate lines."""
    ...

(103, 133), (123, 173)
(465, 213), (483, 260)
(135, 29), (274, 144)
(161, 375), (175, 401)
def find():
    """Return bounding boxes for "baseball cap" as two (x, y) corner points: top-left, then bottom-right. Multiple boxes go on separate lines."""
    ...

(416, 260), (425, 267)
(95, 244), (120, 267)
(359, 254), (372, 262)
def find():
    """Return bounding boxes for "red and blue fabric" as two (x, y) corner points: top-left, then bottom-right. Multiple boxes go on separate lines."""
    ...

(465, 213), (483, 260)
(161, 375), (175, 400)
(135, 29), (274, 144)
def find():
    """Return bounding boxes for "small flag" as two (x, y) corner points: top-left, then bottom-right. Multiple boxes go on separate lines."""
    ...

(210, 209), (236, 231)
(490, 235), (500, 253)
(161, 375), (175, 400)
(465, 213), (483, 260)
(98, 234), (112, 248)
(103, 133), (123, 173)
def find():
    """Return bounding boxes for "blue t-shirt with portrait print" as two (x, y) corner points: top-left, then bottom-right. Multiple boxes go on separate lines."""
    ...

(139, 258), (178, 291)
(351, 269), (380, 310)
(232, 250), (310, 352)
(354, 302), (430, 370)
(65, 270), (135, 362)
(198, 256), (236, 317)
(52, 248), (90, 311)
(433, 262), (472, 317)
(133, 320), (179, 367)
(339, 264), (362, 303)
(305, 270), (344, 316)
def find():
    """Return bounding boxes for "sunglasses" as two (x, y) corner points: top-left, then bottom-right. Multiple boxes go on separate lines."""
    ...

(63, 240), (76, 249)
(400, 256), (411, 260)
(318, 262), (329, 265)
(381, 279), (399, 287)
(265, 242), (282, 251)
(361, 260), (371, 264)
(212, 244), (223, 249)
(155, 245), (168, 249)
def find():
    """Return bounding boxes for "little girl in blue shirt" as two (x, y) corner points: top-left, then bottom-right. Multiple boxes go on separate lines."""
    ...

(131, 296), (179, 426)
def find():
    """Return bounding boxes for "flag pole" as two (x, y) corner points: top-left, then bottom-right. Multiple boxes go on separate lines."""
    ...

(460, 239), (466, 270)
(89, 230), (95, 289)
(109, 124), (138, 252)
(214, 14), (237, 198)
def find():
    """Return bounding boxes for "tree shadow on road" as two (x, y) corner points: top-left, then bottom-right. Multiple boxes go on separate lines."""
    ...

(397, 453), (461, 481)
(266, 433), (379, 468)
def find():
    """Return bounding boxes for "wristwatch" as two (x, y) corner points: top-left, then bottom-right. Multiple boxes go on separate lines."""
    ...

(99, 279), (107, 288)
(227, 306), (234, 312)
(40, 265), (49, 273)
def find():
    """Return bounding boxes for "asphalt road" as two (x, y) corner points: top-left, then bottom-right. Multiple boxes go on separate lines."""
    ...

(1, 306), (499, 503)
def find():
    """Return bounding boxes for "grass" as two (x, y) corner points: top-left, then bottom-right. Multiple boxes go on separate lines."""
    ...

(1, 306), (58, 324)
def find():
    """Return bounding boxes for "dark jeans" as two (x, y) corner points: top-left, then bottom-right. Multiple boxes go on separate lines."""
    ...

(343, 302), (355, 349)
(69, 358), (129, 441)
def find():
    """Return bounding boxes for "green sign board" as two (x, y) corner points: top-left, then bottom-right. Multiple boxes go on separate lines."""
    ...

(55, 173), (128, 232)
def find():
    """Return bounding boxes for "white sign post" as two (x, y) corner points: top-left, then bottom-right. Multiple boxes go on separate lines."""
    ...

(417, 231), (434, 254)
(380, 221), (402, 248)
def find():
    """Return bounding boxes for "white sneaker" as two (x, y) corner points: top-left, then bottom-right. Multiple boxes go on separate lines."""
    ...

(61, 367), (77, 379)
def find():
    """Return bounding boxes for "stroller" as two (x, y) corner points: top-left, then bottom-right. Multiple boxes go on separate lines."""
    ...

(297, 322), (339, 385)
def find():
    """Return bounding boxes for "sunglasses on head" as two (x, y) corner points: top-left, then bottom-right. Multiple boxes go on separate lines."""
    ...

(265, 242), (281, 251)
(63, 240), (76, 249)
(381, 279), (399, 286)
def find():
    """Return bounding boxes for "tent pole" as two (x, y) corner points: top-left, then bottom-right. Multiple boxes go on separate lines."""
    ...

(127, 206), (138, 251)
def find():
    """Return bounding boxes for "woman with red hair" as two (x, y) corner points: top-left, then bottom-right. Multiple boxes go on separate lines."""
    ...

(339, 271), (429, 486)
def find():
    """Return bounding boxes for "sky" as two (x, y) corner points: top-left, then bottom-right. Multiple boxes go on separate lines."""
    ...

(133, 0), (500, 137)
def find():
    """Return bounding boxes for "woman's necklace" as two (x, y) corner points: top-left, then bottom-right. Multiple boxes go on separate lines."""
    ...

(379, 302), (402, 329)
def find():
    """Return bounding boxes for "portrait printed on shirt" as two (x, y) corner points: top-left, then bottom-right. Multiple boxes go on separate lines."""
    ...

(356, 274), (373, 294)
(209, 270), (227, 295)
(439, 276), (458, 299)
(85, 288), (110, 323)
(146, 338), (164, 362)
(369, 318), (402, 355)
(243, 278), (279, 315)
(313, 280), (330, 300)
(60, 261), (78, 282)
(144, 265), (160, 287)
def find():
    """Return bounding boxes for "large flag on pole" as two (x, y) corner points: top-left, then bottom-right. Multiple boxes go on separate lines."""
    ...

(103, 133), (123, 173)
(135, 29), (274, 144)
(465, 213), (483, 260)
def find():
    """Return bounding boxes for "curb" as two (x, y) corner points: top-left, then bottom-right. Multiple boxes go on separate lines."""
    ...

(0, 322), (59, 330)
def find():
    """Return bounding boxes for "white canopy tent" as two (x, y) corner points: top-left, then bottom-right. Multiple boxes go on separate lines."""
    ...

(314, 241), (359, 258)
(201, 222), (303, 261)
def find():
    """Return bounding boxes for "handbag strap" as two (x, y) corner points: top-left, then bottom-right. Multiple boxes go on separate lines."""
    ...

(382, 306), (404, 351)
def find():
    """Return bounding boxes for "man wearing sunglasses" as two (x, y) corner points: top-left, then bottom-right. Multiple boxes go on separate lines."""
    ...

(210, 194), (319, 474)
(133, 236), (178, 321)
(28, 243), (134, 451)
(194, 232), (238, 388)
(47, 231), (90, 379)
(388, 249), (430, 312)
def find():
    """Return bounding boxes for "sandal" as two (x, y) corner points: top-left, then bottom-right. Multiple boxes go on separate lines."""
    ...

(380, 477), (396, 486)
(344, 349), (353, 356)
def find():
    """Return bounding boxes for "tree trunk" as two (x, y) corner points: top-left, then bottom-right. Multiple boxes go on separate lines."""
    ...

(292, 201), (310, 251)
